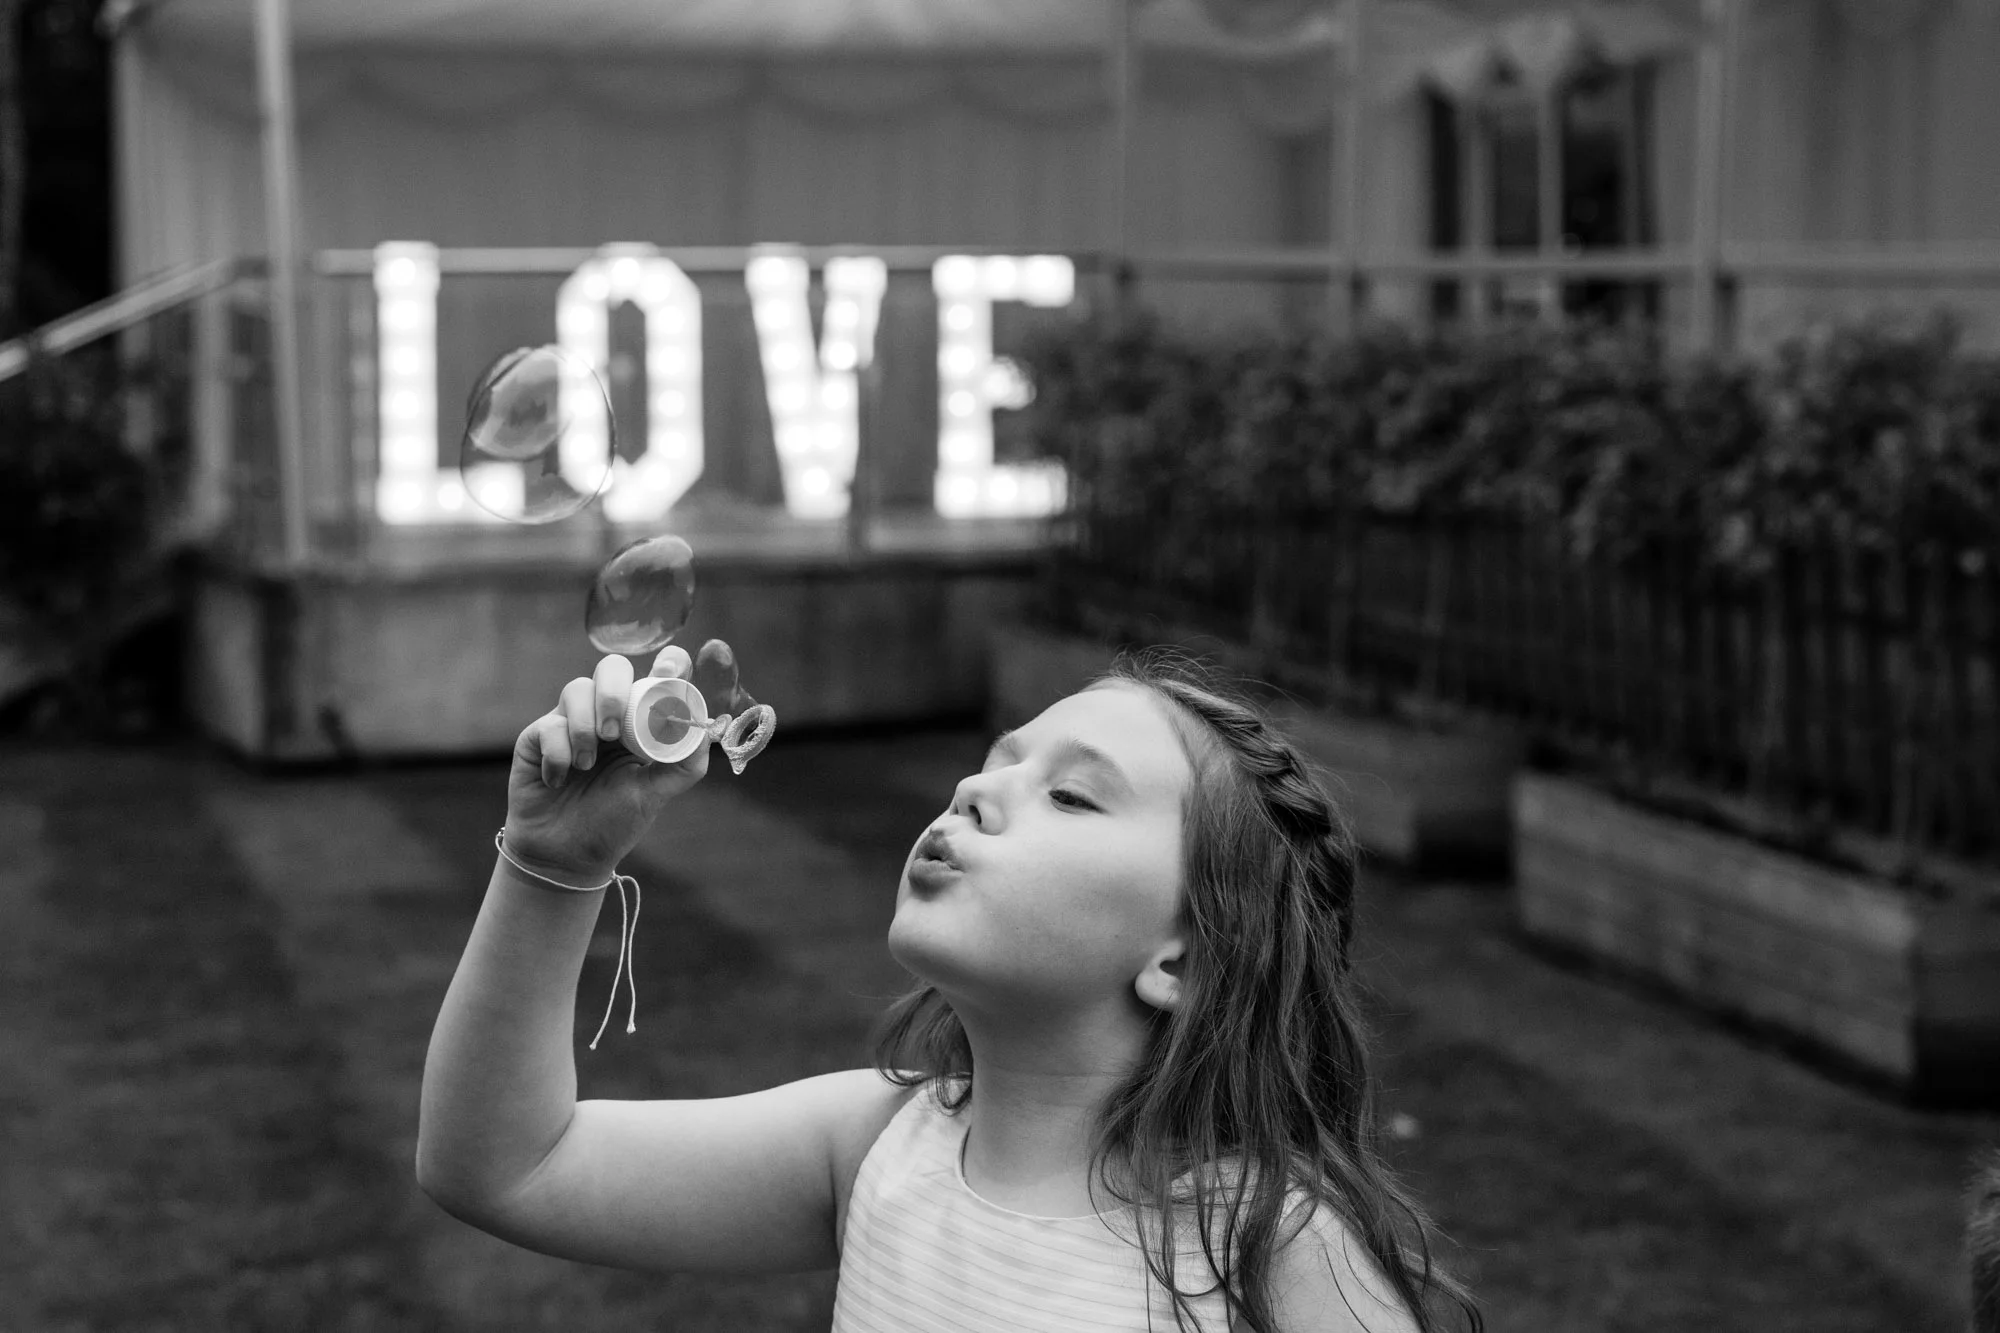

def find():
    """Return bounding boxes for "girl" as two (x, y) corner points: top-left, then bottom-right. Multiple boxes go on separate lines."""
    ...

(419, 642), (1481, 1333)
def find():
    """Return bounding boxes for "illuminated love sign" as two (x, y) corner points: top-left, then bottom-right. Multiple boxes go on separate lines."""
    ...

(371, 242), (1074, 525)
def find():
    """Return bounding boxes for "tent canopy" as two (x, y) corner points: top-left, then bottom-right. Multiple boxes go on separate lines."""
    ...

(138, 0), (1335, 55)
(134, 0), (1700, 61)
(115, 0), (1711, 284)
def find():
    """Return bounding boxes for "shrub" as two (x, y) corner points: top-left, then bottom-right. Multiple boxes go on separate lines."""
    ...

(0, 350), (152, 626)
(1018, 310), (2000, 581)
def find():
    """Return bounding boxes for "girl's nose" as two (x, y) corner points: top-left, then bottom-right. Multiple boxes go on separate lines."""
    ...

(950, 771), (997, 830)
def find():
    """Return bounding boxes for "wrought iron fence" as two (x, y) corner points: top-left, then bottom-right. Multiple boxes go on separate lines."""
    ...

(1055, 504), (2000, 871)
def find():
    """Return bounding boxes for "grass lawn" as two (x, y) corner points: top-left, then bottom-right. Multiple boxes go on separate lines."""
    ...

(0, 729), (1979, 1331)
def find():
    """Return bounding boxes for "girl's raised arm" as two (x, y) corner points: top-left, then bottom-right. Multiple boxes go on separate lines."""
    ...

(415, 648), (905, 1274)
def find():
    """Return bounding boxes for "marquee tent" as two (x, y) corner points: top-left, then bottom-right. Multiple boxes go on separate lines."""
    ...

(114, 0), (2000, 316)
(104, 0), (2000, 552)
(114, 0), (1711, 281)
(72, 0), (2000, 765)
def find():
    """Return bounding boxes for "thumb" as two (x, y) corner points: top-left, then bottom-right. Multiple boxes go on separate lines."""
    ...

(646, 739), (710, 795)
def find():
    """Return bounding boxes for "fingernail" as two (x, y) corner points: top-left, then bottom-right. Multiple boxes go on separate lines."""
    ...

(577, 750), (594, 771)
(600, 720), (619, 741)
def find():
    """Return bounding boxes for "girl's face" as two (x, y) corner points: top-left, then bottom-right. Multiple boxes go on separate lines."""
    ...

(888, 682), (1192, 1019)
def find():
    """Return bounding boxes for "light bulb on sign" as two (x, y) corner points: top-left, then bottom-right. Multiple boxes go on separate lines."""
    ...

(745, 247), (887, 519)
(373, 241), (441, 525)
(930, 254), (1074, 519)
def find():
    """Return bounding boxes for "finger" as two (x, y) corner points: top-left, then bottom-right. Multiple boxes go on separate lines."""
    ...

(560, 676), (597, 770)
(535, 713), (573, 788)
(693, 638), (751, 713)
(649, 644), (692, 680)
(593, 653), (634, 742)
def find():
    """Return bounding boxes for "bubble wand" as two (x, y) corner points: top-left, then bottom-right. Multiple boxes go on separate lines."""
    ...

(462, 345), (779, 774)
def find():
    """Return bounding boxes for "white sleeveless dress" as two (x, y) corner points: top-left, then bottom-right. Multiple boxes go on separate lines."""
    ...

(829, 1080), (1243, 1333)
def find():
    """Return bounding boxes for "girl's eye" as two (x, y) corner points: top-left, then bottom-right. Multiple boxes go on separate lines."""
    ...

(1050, 788), (1097, 811)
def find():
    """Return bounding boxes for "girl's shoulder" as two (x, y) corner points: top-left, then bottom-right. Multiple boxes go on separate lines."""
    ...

(1160, 1156), (1382, 1258)
(1244, 1172), (1420, 1332)
(830, 1070), (929, 1246)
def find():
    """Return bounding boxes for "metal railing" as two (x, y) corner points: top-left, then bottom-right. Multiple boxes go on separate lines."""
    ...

(1058, 506), (2000, 882)
(1112, 243), (2000, 350)
(0, 258), (248, 383)
(0, 258), (283, 558)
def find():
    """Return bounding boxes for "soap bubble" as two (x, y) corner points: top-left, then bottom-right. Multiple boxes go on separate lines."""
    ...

(586, 534), (697, 655)
(459, 345), (615, 524)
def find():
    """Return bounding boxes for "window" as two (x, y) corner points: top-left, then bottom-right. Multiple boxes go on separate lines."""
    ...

(1426, 62), (1659, 326)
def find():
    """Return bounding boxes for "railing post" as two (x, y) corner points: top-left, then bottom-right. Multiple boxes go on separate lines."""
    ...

(185, 285), (235, 544)
(119, 316), (155, 457)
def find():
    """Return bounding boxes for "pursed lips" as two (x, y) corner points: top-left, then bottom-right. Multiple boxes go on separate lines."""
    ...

(914, 826), (959, 869)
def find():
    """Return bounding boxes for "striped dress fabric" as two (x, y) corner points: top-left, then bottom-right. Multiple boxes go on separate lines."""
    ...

(829, 1081), (1239, 1333)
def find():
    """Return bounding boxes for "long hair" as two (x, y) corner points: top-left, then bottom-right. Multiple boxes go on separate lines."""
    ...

(871, 647), (1482, 1332)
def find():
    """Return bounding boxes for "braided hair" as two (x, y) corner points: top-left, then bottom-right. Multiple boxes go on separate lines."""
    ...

(873, 646), (1481, 1332)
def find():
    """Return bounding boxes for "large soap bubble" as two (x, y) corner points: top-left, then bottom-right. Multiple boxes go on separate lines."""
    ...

(459, 345), (615, 524)
(586, 534), (697, 656)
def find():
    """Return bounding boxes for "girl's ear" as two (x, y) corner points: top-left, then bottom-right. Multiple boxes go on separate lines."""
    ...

(1135, 947), (1184, 1013)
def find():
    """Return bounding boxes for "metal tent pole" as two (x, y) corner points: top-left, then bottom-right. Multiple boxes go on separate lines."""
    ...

(1460, 99), (1492, 331)
(1108, 0), (1136, 299)
(1335, 0), (1373, 333)
(1536, 83), (1564, 319)
(254, 0), (310, 567)
(1689, 0), (1741, 352)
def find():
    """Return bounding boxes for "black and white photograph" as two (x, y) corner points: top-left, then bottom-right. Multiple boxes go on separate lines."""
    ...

(2, 1), (1999, 1329)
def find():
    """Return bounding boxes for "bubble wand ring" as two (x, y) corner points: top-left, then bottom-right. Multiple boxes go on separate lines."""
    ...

(619, 672), (777, 773)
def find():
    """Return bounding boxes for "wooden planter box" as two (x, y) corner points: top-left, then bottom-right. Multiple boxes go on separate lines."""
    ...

(988, 623), (1520, 874)
(1514, 772), (2000, 1102)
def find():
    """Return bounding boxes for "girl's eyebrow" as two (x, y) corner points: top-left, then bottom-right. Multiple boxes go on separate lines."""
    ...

(984, 729), (1137, 799)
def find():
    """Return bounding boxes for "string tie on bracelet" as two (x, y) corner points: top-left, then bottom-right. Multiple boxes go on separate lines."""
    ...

(495, 830), (642, 1050)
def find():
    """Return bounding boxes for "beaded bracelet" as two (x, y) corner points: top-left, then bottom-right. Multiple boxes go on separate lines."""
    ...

(495, 829), (641, 1050)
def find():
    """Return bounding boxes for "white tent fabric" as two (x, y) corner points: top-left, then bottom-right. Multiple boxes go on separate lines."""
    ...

(116, 43), (1350, 273)
(140, 0), (1120, 54)
(116, 0), (2000, 334)
(1414, 3), (1694, 97)
(136, 0), (1346, 55)
(116, 0), (1415, 287)
(1716, 0), (2000, 344)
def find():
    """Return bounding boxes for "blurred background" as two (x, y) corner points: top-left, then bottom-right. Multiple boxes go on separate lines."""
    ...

(3, 1), (2000, 1330)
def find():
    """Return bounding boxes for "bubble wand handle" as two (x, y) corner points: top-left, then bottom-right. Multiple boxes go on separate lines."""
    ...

(619, 676), (779, 774)
(620, 676), (709, 764)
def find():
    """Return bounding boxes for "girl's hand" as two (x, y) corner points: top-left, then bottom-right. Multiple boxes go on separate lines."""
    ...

(502, 645), (709, 885)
